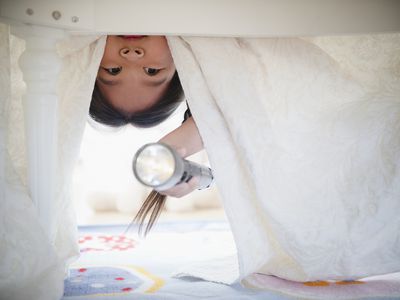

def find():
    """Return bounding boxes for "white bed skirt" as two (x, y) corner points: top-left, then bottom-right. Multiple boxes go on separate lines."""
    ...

(0, 24), (106, 300)
(1, 23), (399, 298)
(167, 34), (400, 283)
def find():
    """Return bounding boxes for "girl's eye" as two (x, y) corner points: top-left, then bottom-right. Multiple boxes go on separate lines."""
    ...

(104, 67), (122, 76)
(143, 67), (161, 76)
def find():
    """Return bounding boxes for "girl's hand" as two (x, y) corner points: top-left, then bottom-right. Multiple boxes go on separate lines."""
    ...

(156, 116), (204, 198)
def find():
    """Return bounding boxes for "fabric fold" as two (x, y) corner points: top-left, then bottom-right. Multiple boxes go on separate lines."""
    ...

(54, 35), (106, 271)
(0, 23), (64, 300)
(0, 26), (106, 299)
(167, 34), (400, 284)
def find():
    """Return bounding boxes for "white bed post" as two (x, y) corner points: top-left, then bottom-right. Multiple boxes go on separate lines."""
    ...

(11, 24), (65, 242)
(0, 0), (92, 243)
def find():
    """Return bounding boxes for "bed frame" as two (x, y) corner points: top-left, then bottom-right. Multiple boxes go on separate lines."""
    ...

(2, 0), (400, 36)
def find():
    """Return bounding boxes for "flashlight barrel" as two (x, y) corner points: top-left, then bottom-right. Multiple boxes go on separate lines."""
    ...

(179, 159), (214, 190)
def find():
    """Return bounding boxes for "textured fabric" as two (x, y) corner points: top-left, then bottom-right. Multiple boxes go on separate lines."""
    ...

(0, 26), (106, 300)
(0, 23), (65, 300)
(167, 34), (400, 283)
(54, 34), (106, 270)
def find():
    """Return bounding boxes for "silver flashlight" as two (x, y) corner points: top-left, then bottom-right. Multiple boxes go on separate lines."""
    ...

(132, 143), (214, 191)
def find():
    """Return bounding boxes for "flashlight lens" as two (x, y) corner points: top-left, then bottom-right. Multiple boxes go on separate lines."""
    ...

(135, 144), (175, 187)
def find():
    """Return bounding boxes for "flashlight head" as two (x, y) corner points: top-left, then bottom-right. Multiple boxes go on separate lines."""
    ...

(133, 143), (177, 189)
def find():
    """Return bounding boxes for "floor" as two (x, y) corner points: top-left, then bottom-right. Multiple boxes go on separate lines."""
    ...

(81, 208), (227, 226)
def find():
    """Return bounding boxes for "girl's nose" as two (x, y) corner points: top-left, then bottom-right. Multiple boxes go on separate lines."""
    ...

(120, 47), (145, 59)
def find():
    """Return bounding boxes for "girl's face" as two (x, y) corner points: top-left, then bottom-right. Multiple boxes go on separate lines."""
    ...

(97, 35), (176, 115)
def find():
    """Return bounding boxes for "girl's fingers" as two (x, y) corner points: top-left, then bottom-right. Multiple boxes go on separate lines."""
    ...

(159, 176), (200, 198)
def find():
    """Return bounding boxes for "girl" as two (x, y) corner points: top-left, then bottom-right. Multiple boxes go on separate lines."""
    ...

(90, 35), (204, 233)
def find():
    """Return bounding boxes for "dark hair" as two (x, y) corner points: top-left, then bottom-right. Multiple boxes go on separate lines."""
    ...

(133, 190), (167, 236)
(90, 71), (184, 236)
(89, 71), (184, 128)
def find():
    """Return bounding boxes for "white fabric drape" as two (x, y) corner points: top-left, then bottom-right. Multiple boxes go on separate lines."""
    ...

(0, 23), (106, 300)
(167, 34), (400, 283)
(1, 24), (399, 297)
(54, 35), (106, 270)
(0, 23), (64, 300)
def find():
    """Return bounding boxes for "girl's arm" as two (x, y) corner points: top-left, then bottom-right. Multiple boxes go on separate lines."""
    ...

(158, 116), (204, 197)
(159, 116), (203, 158)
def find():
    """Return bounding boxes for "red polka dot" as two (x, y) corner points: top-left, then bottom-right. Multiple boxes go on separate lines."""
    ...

(78, 268), (87, 273)
(122, 287), (133, 292)
(115, 277), (125, 281)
